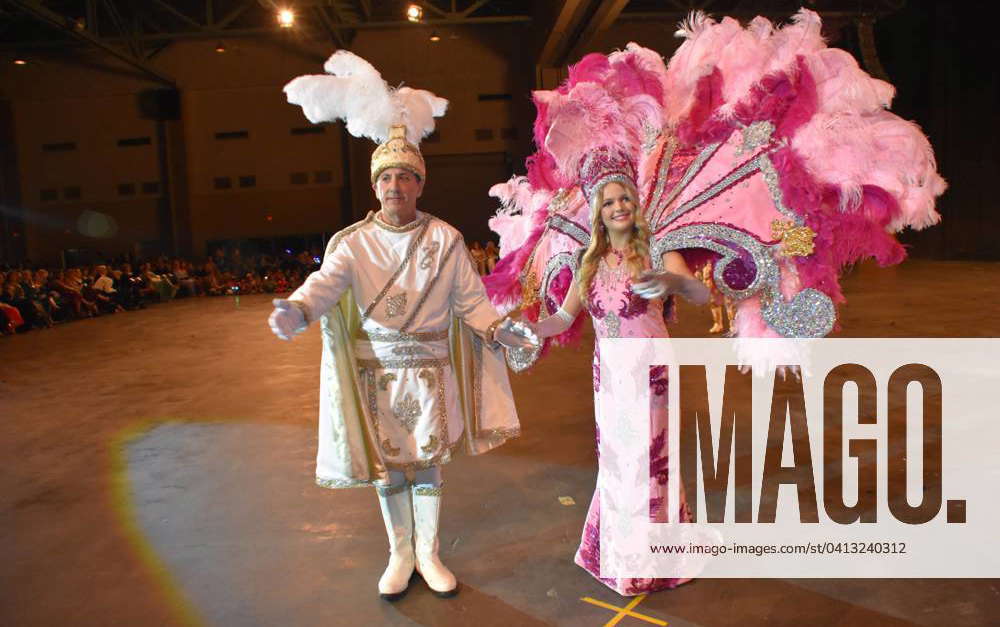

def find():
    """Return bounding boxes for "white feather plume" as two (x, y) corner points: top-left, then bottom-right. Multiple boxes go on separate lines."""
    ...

(283, 50), (448, 145)
(675, 11), (713, 39)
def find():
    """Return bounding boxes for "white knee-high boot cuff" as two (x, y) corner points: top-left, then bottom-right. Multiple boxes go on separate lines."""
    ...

(375, 482), (415, 598)
(411, 484), (458, 596)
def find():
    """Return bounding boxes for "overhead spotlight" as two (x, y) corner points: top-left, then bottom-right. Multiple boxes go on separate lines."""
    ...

(215, 42), (226, 53)
(429, 31), (441, 42)
(13, 58), (27, 65)
(277, 8), (295, 28)
(406, 4), (423, 22)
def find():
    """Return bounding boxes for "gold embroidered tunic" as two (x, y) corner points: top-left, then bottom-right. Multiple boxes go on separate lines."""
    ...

(289, 210), (520, 487)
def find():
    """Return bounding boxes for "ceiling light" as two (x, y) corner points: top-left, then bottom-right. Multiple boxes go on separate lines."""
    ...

(429, 31), (441, 42)
(406, 4), (423, 22)
(277, 9), (295, 28)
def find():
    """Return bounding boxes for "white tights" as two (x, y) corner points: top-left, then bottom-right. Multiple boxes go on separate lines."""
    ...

(386, 466), (442, 488)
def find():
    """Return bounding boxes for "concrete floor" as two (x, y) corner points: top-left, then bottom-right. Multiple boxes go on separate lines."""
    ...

(1, 259), (998, 626)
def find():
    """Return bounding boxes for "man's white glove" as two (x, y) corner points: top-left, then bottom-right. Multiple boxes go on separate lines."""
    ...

(631, 270), (710, 304)
(268, 299), (307, 340)
(493, 318), (539, 349)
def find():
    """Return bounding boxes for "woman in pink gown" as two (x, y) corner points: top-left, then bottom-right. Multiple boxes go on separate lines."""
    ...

(528, 159), (709, 596)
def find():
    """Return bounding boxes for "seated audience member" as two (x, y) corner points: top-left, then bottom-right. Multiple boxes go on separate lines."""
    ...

(484, 240), (499, 274)
(1, 275), (27, 333)
(201, 261), (225, 296)
(239, 272), (261, 294)
(74, 268), (100, 313)
(49, 269), (98, 318)
(172, 259), (198, 297)
(33, 269), (62, 320)
(2, 271), (45, 330)
(22, 270), (54, 328)
(468, 241), (487, 275)
(141, 262), (178, 302)
(116, 264), (147, 309)
(0, 299), (23, 335)
(91, 265), (124, 313)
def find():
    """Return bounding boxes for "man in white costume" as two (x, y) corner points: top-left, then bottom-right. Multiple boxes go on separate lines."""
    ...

(269, 52), (535, 601)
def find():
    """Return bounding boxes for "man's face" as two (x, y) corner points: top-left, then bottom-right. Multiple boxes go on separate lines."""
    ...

(373, 167), (423, 215)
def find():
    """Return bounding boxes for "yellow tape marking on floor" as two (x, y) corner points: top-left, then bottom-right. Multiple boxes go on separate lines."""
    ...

(580, 593), (668, 626)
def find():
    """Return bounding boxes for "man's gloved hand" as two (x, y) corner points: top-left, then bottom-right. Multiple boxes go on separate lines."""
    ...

(493, 318), (539, 349)
(268, 299), (307, 340)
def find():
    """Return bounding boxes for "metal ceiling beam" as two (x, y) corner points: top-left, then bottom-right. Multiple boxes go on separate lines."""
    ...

(536, 0), (589, 69)
(327, 1), (360, 46)
(564, 0), (628, 64)
(102, 0), (140, 58)
(313, 6), (347, 49)
(0, 14), (532, 49)
(217, 0), (254, 29)
(352, 15), (529, 27)
(460, 0), (492, 18)
(7, 0), (176, 85)
(149, 0), (206, 31)
(413, 1), (449, 19)
(358, 0), (372, 20)
(86, 0), (99, 35)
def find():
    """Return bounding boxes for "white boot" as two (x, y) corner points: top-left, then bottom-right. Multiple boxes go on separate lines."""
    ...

(376, 483), (415, 601)
(411, 484), (459, 597)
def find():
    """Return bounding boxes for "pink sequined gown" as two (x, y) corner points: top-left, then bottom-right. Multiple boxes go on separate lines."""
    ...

(574, 258), (692, 596)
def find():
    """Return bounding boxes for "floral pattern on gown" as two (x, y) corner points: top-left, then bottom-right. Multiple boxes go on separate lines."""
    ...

(574, 258), (692, 596)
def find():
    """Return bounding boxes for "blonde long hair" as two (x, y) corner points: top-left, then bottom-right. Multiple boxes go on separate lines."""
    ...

(576, 180), (650, 304)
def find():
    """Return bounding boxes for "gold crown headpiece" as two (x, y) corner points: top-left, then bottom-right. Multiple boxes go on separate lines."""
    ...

(370, 125), (426, 183)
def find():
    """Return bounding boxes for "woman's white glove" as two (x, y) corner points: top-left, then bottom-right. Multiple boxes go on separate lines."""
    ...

(493, 318), (539, 349)
(631, 270), (710, 304)
(531, 306), (576, 339)
(268, 299), (307, 340)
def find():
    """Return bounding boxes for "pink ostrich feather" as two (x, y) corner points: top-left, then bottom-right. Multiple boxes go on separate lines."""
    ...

(527, 46), (667, 191)
(808, 48), (895, 114)
(664, 15), (745, 125)
(567, 52), (612, 85)
(488, 176), (554, 258)
(762, 9), (826, 76)
(543, 81), (634, 177)
(772, 144), (906, 304)
(666, 10), (944, 312)
(483, 178), (553, 313)
(676, 68), (726, 146)
(666, 9), (827, 128)
(791, 104), (944, 228)
(713, 28), (777, 117)
(608, 43), (668, 103)
(482, 222), (545, 313)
